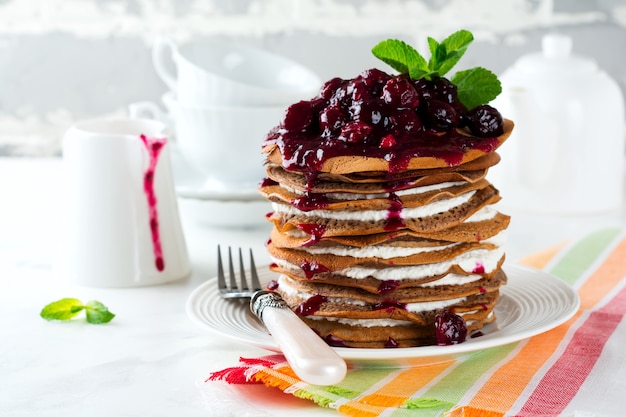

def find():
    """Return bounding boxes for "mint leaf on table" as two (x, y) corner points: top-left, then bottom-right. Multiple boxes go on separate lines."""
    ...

(85, 300), (116, 324)
(452, 67), (502, 109)
(40, 298), (85, 321)
(40, 298), (115, 324)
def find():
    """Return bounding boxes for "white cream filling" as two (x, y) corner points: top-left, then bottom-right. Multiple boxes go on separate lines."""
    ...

(335, 247), (503, 280)
(303, 307), (493, 329)
(276, 274), (367, 306)
(299, 230), (506, 259)
(273, 246), (503, 282)
(282, 205), (499, 240)
(281, 181), (465, 201)
(276, 274), (467, 314)
(305, 315), (414, 328)
(271, 190), (476, 221)
(465, 205), (498, 223)
(301, 241), (460, 258)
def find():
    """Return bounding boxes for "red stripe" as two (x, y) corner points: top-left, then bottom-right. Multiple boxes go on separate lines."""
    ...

(515, 284), (626, 416)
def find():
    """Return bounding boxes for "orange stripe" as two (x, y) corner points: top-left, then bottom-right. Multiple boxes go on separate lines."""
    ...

(359, 362), (454, 407)
(447, 406), (505, 417)
(461, 234), (626, 414)
(460, 312), (581, 413)
(518, 241), (568, 269)
(337, 401), (384, 417)
(575, 235), (626, 309)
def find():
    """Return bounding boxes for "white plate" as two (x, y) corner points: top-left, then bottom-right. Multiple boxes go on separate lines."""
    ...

(186, 264), (580, 367)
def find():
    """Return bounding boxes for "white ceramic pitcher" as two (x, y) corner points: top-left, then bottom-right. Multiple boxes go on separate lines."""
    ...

(492, 33), (625, 213)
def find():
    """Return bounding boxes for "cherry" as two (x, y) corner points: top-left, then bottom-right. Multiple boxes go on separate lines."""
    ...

(350, 99), (386, 127)
(432, 77), (458, 104)
(379, 134), (396, 149)
(412, 78), (435, 102)
(381, 77), (420, 108)
(348, 79), (369, 102)
(425, 99), (460, 131)
(359, 68), (390, 95)
(281, 100), (313, 132)
(319, 102), (348, 135)
(464, 105), (504, 137)
(340, 121), (373, 144)
(320, 77), (344, 100)
(267, 280), (279, 291)
(389, 109), (423, 135)
(434, 309), (467, 345)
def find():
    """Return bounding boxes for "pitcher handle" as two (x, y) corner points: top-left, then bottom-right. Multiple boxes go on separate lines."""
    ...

(128, 101), (165, 120)
(152, 36), (178, 92)
(128, 101), (176, 138)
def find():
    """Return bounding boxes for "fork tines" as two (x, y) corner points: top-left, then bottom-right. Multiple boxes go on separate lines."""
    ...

(217, 245), (263, 298)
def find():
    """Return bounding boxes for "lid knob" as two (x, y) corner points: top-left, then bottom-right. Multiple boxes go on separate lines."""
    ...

(542, 33), (572, 58)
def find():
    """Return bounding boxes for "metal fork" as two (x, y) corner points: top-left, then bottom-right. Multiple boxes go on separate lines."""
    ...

(217, 246), (262, 299)
(216, 245), (347, 386)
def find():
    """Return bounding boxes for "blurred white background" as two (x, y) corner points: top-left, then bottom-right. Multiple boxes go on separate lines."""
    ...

(0, 0), (625, 156)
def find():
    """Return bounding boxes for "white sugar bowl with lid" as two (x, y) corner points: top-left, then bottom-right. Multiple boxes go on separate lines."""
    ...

(491, 33), (625, 213)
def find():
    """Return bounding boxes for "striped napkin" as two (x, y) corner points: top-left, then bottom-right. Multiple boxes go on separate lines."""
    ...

(207, 227), (626, 417)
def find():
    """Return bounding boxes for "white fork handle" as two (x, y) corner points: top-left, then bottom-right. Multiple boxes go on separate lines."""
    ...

(252, 293), (347, 385)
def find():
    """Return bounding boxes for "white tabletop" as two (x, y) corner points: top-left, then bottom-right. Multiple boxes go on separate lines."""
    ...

(1, 157), (625, 417)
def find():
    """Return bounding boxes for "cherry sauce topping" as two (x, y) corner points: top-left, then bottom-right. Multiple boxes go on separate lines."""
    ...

(300, 259), (331, 279)
(377, 279), (401, 294)
(304, 172), (319, 191)
(385, 337), (400, 348)
(259, 177), (278, 187)
(291, 192), (330, 212)
(264, 69), (503, 175)
(384, 192), (405, 231)
(372, 300), (407, 313)
(297, 223), (326, 246)
(324, 335), (349, 347)
(472, 261), (485, 274)
(296, 294), (328, 316)
(267, 280), (279, 291)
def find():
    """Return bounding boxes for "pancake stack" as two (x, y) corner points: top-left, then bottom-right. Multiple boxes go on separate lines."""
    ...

(259, 68), (513, 348)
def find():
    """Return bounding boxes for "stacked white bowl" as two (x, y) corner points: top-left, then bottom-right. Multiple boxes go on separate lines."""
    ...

(131, 37), (321, 227)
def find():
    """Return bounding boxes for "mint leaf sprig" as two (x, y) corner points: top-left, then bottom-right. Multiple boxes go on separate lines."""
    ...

(40, 298), (115, 324)
(371, 29), (501, 109)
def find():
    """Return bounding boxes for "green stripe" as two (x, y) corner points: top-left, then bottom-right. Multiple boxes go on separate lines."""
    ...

(548, 228), (621, 285)
(390, 344), (518, 417)
(302, 367), (400, 410)
(329, 367), (398, 399)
